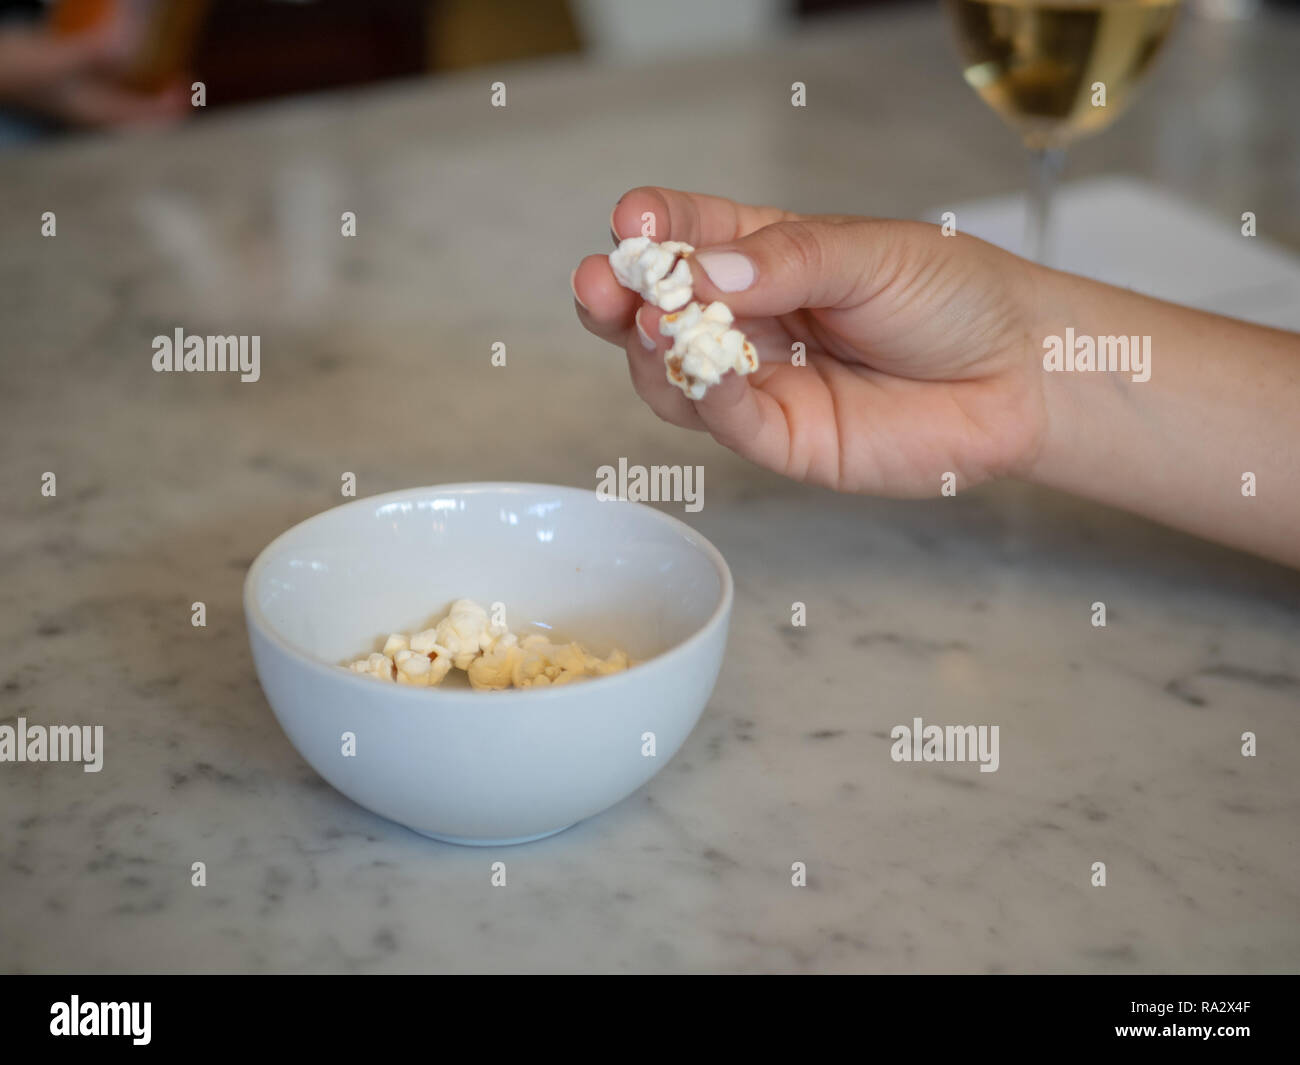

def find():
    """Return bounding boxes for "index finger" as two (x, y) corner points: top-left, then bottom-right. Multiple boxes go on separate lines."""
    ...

(611, 187), (795, 248)
(581, 187), (795, 340)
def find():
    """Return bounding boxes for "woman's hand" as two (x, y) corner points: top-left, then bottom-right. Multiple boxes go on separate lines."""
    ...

(572, 186), (1046, 497)
(574, 186), (1300, 568)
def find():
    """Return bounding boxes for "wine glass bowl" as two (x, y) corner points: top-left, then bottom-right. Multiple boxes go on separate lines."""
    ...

(942, 0), (1183, 259)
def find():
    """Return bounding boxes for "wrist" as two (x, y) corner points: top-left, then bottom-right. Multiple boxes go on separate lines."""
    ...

(1011, 261), (1138, 491)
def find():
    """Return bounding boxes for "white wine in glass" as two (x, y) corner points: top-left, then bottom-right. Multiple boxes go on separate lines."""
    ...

(943, 0), (1182, 262)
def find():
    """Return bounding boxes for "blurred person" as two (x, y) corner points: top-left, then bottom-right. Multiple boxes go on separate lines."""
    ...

(0, 0), (188, 142)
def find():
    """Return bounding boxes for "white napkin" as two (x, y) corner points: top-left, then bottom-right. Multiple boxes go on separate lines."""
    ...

(928, 177), (1300, 331)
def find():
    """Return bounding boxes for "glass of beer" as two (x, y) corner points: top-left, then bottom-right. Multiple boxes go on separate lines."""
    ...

(942, 0), (1182, 262)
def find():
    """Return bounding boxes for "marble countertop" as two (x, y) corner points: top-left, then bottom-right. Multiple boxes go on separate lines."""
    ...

(1, 5), (1297, 974)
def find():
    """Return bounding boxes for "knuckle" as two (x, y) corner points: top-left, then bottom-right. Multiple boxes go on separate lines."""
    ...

(770, 221), (825, 278)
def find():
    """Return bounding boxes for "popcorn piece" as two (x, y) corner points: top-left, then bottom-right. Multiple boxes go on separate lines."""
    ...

(428, 648), (457, 686)
(394, 649), (434, 687)
(608, 235), (651, 290)
(351, 652), (394, 682)
(395, 644), (452, 686)
(434, 598), (495, 669)
(511, 635), (573, 684)
(511, 643), (553, 689)
(652, 258), (694, 312)
(406, 629), (454, 684)
(586, 647), (630, 677)
(467, 644), (521, 691)
(408, 628), (444, 654)
(547, 642), (594, 686)
(550, 642), (587, 675)
(608, 237), (696, 311)
(382, 633), (409, 657)
(659, 300), (759, 401)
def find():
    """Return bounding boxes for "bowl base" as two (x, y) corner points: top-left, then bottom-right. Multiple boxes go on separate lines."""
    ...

(411, 823), (575, 847)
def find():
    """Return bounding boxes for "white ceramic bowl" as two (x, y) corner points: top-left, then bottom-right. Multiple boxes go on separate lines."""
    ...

(244, 483), (732, 845)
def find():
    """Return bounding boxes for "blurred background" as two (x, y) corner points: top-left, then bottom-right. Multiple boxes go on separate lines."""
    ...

(3, 0), (1298, 248)
(1, 0), (1296, 137)
(2, 0), (1297, 403)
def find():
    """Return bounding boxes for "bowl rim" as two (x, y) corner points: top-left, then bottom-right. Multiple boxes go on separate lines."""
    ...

(242, 481), (734, 705)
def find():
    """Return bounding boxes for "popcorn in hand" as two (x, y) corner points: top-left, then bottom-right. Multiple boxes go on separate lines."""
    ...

(606, 238), (758, 399)
(659, 300), (759, 400)
(608, 237), (695, 312)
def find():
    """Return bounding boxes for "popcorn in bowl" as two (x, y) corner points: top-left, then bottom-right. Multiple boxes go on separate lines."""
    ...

(608, 236), (759, 400)
(344, 598), (631, 691)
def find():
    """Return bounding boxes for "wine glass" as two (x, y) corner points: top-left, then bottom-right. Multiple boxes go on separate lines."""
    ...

(942, 0), (1182, 263)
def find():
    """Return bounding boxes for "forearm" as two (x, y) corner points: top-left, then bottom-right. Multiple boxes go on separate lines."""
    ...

(1022, 265), (1300, 567)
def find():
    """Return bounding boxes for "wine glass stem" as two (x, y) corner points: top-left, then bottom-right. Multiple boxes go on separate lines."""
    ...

(1026, 147), (1066, 265)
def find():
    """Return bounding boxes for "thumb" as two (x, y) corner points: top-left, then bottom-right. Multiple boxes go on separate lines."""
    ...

(688, 218), (898, 318)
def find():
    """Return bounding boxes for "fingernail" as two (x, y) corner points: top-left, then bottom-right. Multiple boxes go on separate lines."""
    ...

(695, 250), (755, 293)
(634, 308), (657, 350)
(570, 267), (590, 312)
